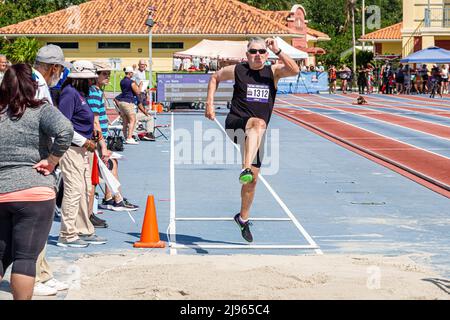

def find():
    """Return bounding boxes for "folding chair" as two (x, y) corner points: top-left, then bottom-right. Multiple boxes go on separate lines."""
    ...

(105, 97), (124, 138)
(154, 124), (170, 140)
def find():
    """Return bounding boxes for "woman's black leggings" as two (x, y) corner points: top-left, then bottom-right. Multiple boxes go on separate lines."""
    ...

(0, 199), (55, 278)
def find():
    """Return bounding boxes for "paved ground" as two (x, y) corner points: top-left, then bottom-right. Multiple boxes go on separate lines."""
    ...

(1, 93), (449, 300)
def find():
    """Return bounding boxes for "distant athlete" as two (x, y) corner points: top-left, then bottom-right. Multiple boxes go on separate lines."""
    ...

(205, 37), (299, 242)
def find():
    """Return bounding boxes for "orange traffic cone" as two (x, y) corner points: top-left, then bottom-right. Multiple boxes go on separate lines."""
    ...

(134, 195), (166, 248)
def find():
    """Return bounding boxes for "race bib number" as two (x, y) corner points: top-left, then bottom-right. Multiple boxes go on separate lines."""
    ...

(247, 84), (270, 103)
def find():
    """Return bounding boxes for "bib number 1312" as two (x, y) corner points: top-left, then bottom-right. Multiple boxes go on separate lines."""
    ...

(247, 84), (270, 103)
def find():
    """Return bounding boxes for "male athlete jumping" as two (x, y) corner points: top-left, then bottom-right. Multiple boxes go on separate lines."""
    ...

(205, 37), (299, 242)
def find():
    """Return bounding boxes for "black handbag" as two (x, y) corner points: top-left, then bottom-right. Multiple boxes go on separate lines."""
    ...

(107, 136), (124, 151)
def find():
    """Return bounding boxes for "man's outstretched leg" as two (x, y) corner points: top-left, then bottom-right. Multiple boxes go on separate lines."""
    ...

(234, 166), (259, 243)
(240, 118), (266, 184)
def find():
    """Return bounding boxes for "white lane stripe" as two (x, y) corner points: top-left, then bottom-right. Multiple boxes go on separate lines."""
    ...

(171, 244), (319, 250)
(371, 94), (450, 107)
(337, 94), (450, 115)
(316, 94), (450, 130)
(288, 94), (450, 142)
(175, 217), (292, 221)
(169, 112), (177, 255)
(280, 95), (450, 161)
(214, 118), (323, 255)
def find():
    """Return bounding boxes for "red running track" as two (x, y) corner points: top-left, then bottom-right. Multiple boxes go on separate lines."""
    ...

(274, 107), (450, 198)
(285, 95), (450, 140)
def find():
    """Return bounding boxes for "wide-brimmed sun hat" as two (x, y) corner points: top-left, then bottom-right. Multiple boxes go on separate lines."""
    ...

(93, 61), (113, 72)
(68, 60), (98, 79)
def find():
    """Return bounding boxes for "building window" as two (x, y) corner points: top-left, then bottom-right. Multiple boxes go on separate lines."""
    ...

(98, 42), (131, 49)
(47, 42), (79, 49)
(153, 42), (184, 49)
(375, 43), (382, 55)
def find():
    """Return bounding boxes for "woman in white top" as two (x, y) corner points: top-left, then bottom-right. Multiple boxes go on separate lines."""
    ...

(441, 64), (448, 94)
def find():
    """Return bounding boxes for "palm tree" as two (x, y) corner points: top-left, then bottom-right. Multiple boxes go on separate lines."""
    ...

(344, 0), (358, 87)
(343, 0), (357, 32)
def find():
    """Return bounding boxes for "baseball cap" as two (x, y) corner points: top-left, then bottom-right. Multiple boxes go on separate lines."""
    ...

(68, 60), (98, 79)
(35, 44), (72, 68)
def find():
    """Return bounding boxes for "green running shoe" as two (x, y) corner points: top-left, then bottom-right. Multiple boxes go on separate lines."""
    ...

(239, 168), (254, 184)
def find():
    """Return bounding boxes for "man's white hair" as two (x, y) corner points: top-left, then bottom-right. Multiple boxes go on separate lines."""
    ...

(247, 37), (266, 49)
(0, 54), (7, 60)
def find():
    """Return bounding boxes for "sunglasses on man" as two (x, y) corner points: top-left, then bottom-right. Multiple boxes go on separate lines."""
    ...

(248, 49), (267, 55)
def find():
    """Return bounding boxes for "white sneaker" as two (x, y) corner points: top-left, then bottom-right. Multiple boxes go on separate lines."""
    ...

(33, 282), (57, 296)
(125, 138), (139, 145)
(44, 278), (69, 291)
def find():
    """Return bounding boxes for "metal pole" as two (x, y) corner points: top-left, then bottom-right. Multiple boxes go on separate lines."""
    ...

(352, 2), (357, 89)
(113, 61), (116, 96)
(362, 0), (366, 51)
(148, 27), (153, 107)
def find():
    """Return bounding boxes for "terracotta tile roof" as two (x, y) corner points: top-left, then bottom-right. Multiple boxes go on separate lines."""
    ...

(0, 0), (300, 36)
(360, 22), (402, 41)
(306, 27), (329, 40)
(260, 10), (330, 40)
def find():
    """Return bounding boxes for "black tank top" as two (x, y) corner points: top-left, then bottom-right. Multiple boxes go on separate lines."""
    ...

(230, 63), (277, 124)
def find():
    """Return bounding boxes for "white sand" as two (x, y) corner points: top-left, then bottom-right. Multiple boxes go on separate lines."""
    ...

(60, 251), (449, 300)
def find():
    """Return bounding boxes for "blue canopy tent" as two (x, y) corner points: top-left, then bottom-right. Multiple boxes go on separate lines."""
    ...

(400, 46), (450, 64)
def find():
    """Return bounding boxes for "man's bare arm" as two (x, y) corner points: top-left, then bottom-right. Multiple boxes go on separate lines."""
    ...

(272, 51), (300, 80)
(205, 65), (235, 120)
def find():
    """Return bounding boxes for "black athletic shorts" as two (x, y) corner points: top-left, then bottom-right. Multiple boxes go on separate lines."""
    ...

(225, 113), (264, 168)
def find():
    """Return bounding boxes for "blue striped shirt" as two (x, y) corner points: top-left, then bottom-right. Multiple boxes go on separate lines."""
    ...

(87, 86), (109, 139)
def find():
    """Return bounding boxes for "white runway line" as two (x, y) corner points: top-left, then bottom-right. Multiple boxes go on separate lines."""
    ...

(213, 118), (323, 255)
(169, 112), (177, 255)
(168, 113), (322, 254)
(175, 217), (291, 221)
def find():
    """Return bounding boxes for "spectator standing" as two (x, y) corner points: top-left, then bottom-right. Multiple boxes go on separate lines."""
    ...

(315, 62), (324, 73)
(339, 64), (351, 94)
(0, 54), (8, 85)
(57, 60), (107, 248)
(328, 65), (337, 94)
(115, 67), (140, 144)
(441, 64), (448, 94)
(0, 64), (73, 299)
(88, 62), (139, 217)
(366, 63), (374, 94)
(32, 44), (72, 296)
(357, 65), (368, 95)
(404, 65), (412, 95)
(395, 64), (405, 94)
(419, 64), (429, 94)
(133, 59), (149, 107)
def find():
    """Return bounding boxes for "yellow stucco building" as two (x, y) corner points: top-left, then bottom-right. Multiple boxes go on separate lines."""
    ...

(0, 0), (329, 71)
(361, 0), (450, 58)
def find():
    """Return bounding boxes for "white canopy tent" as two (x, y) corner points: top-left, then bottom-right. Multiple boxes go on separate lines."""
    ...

(273, 37), (308, 60)
(174, 37), (308, 60)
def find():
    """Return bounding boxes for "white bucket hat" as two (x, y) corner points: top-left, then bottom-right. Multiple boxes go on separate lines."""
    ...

(123, 66), (134, 74)
(68, 60), (98, 79)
